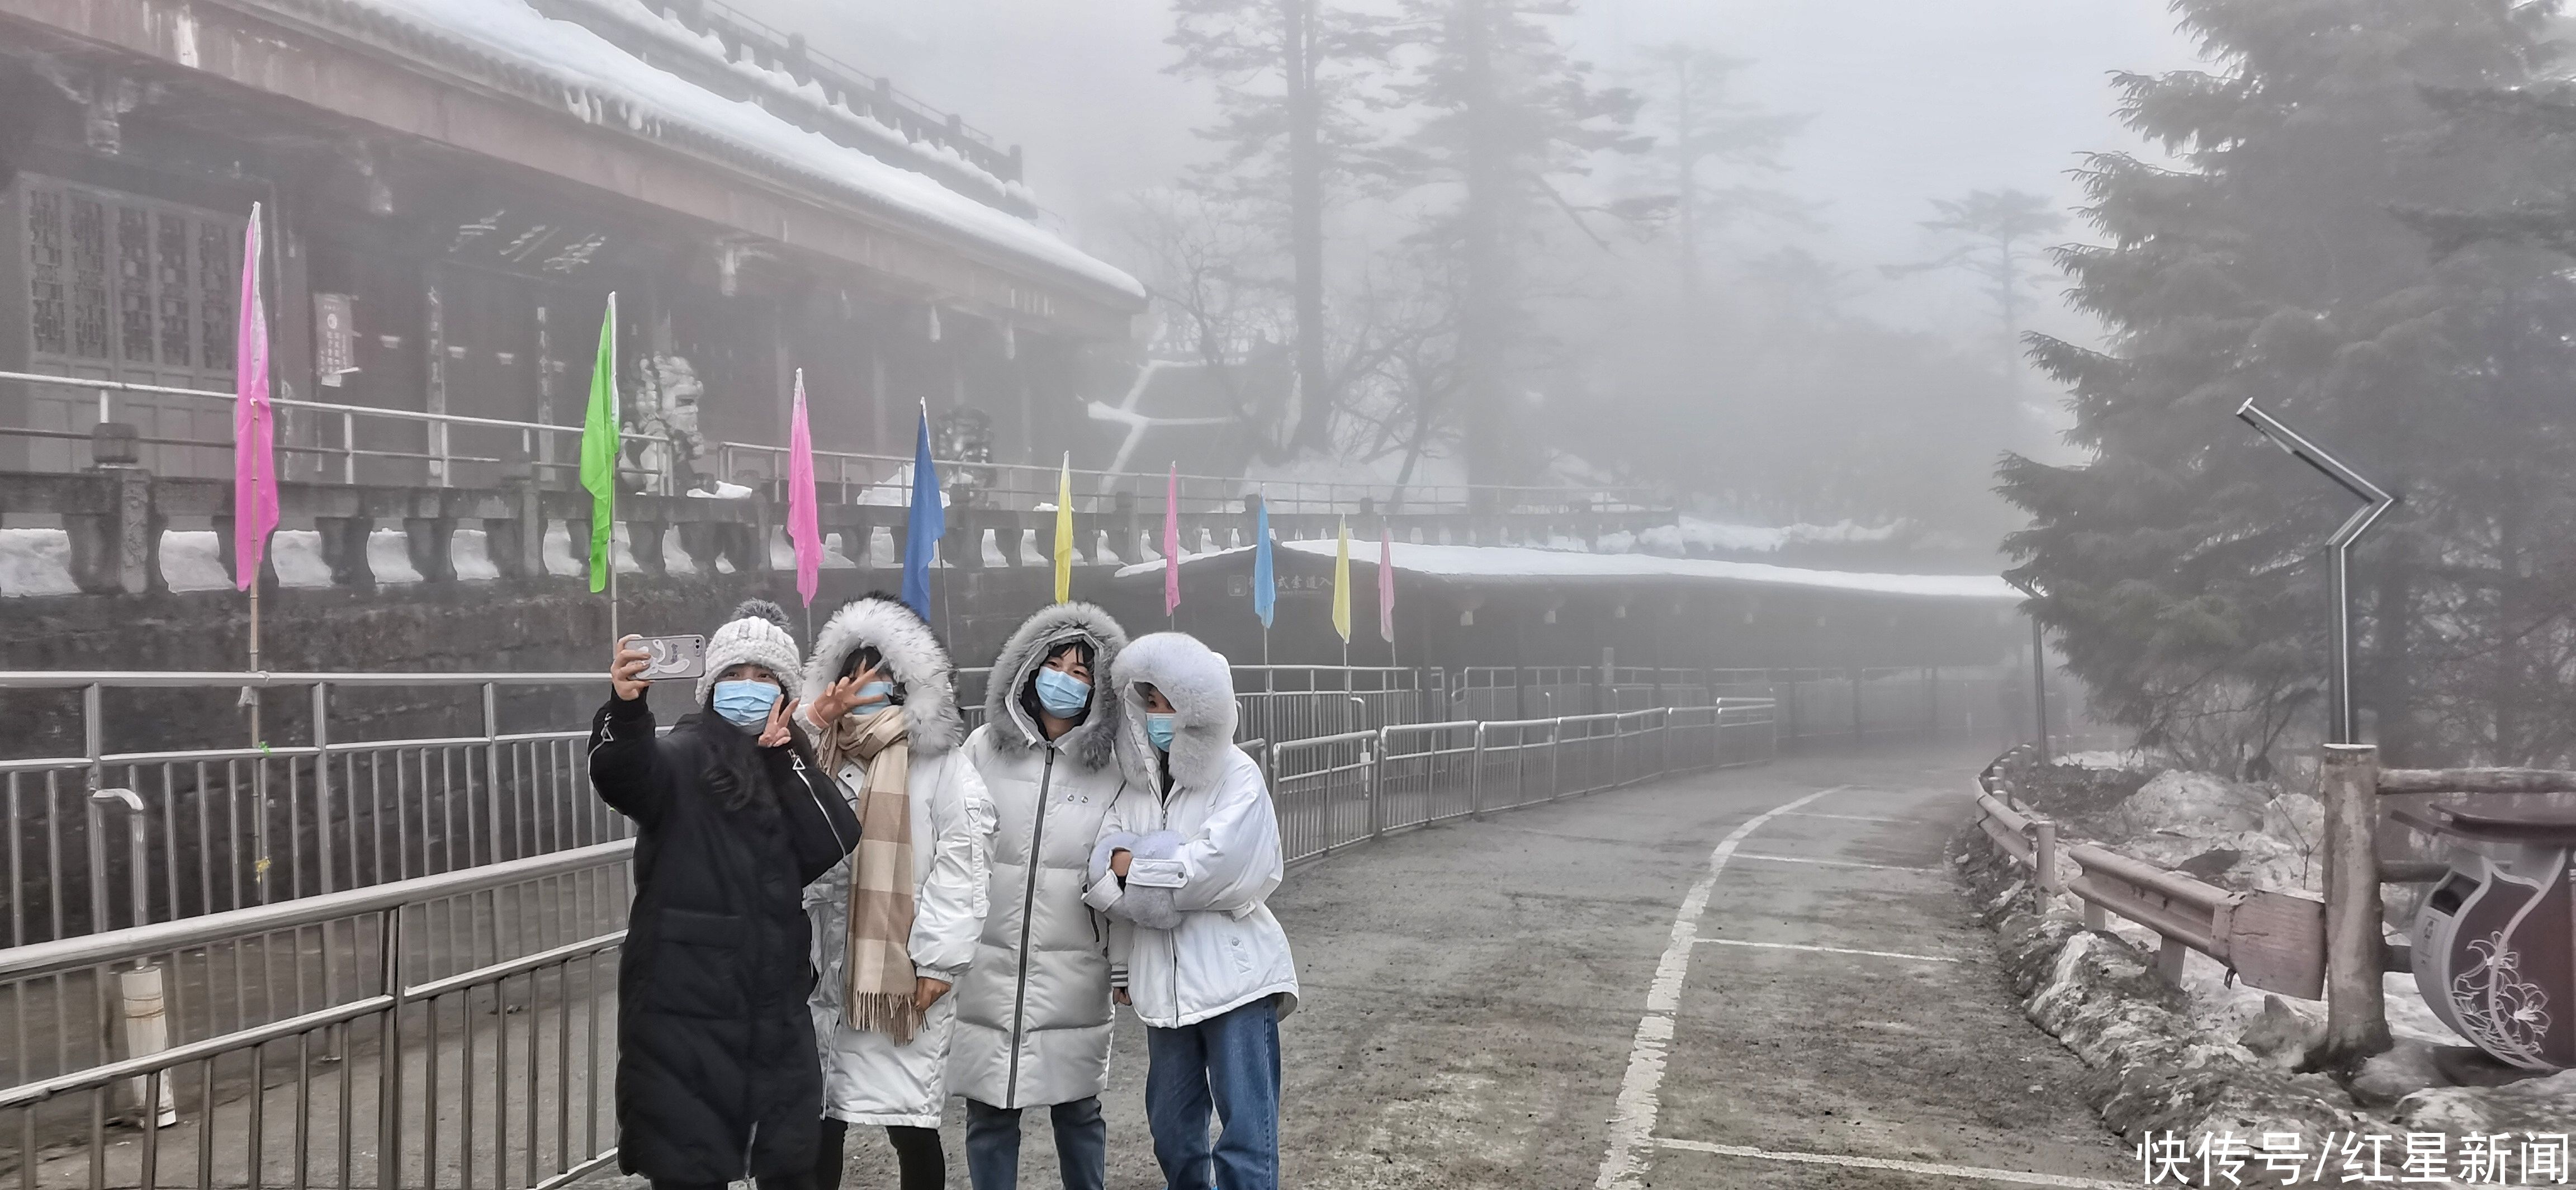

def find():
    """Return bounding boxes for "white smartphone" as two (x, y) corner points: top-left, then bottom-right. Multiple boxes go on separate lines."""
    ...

(634, 634), (707, 682)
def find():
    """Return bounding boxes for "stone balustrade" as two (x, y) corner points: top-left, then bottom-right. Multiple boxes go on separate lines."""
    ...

(4, 466), (1677, 596)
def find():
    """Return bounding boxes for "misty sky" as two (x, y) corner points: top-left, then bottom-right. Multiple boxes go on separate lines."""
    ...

(747, 0), (2203, 346)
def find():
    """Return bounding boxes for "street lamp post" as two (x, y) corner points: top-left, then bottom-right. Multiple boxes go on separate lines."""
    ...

(2233, 400), (2398, 745)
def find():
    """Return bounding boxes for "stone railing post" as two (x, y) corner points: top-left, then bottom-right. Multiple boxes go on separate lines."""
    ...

(404, 516), (456, 583)
(316, 514), (374, 588)
(65, 466), (160, 595)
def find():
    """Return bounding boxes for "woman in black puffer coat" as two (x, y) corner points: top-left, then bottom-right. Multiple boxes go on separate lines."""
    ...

(590, 601), (861, 1190)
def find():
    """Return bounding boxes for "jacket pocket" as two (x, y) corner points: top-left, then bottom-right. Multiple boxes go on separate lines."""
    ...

(651, 908), (747, 1019)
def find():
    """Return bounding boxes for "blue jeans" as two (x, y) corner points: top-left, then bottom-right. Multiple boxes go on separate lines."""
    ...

(964, 1095), (1106, 1190)
(1143, 997), (1281, 1190)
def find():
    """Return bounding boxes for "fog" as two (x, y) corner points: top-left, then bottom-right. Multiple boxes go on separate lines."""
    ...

(753, 0), (2193, 339)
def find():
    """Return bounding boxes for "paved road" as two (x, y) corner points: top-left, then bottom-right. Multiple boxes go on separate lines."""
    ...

(809, 743), (2133, 1190)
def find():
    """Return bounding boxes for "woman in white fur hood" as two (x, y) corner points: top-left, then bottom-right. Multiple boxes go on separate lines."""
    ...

(952, 602), (1129, 1190)
(1083, 631), (1298, 1190)
(796, 595), (995, 1190)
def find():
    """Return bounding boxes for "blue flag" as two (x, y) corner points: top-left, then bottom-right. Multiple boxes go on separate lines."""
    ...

(903, 408), (943, 620)
(1252, 496), (1275, 629)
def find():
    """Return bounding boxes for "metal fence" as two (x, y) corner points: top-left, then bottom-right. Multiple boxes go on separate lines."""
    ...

(1267, 701), (1778, 865)
(0, 672), (1779, 1188)
(0, 842), (632, 1189)
(2, 672), (628, 957)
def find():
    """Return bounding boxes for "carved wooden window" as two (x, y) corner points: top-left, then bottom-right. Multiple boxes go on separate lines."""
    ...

(17, 175), (242, 385)
(25, 187), (64, 355)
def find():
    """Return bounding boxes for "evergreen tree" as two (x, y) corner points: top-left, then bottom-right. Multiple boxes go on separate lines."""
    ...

(1169, 0), (1392, 457)
(2001, 0), (2576, 770)
(1392, 0), (1645, 485)
(1883, 189), (2062, 401)
(1633, 44), (1808, 304)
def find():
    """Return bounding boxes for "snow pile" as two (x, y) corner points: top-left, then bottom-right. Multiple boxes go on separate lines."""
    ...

(160, 531), (231, 592)
(0, 528), (79, 597)
(1628, 516), (1904, 558)
(2097, 770), (2325, 899)
(2056, 748), (2158, 771)
(333, 0), (1139, 298)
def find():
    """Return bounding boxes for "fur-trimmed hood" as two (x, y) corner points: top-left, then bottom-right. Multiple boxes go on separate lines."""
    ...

(1110, 632), (1238, 791)
(984, 602), (1128, 772)
(801, 596), (963, 755)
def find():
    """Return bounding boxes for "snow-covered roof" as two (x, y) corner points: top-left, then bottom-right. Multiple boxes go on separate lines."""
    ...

(1114, 540), (2021, 601)
(291, 0), (1141, 301)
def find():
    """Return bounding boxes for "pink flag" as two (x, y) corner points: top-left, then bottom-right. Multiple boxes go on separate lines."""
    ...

(231, 204), (277, 591)
(787, 369), (822, 607)
(1379, 527), (1395, 643)
(1162, 463), (1181, 616)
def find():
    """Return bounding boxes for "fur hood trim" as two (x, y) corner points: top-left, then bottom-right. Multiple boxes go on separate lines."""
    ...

(801, 596), (963, 755)
(984, 602), (1128, 771)
(1110, 632), (1238, 791)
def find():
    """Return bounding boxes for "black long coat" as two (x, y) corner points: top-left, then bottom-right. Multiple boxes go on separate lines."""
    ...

(589, 695), (860, 1184)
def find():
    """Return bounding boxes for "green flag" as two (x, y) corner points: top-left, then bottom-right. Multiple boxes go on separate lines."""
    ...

(579, 294), (618, 593)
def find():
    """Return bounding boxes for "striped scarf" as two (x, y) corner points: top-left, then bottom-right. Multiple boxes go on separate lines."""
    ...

(816, 703), (923, 1044)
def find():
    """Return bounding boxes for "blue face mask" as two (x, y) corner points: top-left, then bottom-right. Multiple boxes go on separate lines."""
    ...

(848, 681), (896, 712)
(1034, 668), (1091, 718)
(1145, 713), (1176, 753)
(712, 679), (782, 728)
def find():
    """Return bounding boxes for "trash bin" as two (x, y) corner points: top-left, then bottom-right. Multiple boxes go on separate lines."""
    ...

(2397, 796), (2574, 1071)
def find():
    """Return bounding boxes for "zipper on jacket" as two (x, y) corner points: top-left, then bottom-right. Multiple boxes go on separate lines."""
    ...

(1004, 746), (1054, 1107)
(1158, 777), (1180, 1024)
(797, 754), (851, 854)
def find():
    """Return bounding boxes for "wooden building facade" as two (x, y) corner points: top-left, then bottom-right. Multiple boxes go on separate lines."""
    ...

(0, 0), (1143, 489)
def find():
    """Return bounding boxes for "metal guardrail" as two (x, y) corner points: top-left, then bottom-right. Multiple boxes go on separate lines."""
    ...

(0, 370), (1664, 517)
(0, 841), (633, 1189)
(1265, 702), (1779, 866)
(0, 686), (1777, 1187)
(1972, 746), (2326, 999)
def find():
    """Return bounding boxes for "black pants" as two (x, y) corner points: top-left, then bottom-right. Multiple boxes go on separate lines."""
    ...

(812, 1116), (945, 1190)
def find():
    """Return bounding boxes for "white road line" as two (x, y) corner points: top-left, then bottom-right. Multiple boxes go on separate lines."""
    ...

(1694, 937), (1961, 963)
(1780, 811), (1909, 824)
(1593, 786), (1842, 1190)
(1731, 852), (1933, 872)
(1654, 1137), (2132, 1189)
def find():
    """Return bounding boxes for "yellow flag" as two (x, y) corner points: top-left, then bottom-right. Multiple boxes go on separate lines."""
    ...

(1052, 452), (1073, 603)
(1331, 518), (1352, 643)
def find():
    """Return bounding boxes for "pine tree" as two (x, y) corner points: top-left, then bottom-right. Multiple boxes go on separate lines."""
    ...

(2001, 0), (2576, 769)
(1169, 0), (1391, 456)
(1393, 0), (1644, 485)
(1634, 43), (1807, 304)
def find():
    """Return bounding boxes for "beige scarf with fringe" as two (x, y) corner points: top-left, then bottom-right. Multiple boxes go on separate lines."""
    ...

(815, 703), (924, 1044)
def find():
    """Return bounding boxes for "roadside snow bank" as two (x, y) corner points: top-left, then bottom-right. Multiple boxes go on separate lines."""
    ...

(1957, 776), (2566, 1181)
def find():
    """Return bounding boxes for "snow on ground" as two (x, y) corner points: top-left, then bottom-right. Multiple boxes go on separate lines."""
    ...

(340, 0), (1139, 298)
(1115, 537), (2021, 599)
(0, 528), (78, 597)
(1626, 515), (1904, 557)
(366, 529), (425, 584)
(2054, 748), (2158, 771)
(161, 531), (230, 592)
(449, 529), (501, 582)
(270, 531), (334, 588)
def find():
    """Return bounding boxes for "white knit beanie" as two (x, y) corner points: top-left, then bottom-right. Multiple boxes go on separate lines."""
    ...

(697, 599), (804, 704)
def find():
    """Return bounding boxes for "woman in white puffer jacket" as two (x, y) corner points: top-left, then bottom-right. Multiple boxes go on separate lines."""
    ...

(797, 596), (995, 1190)
(1085, 632), (1298, 1190)
(951, 602), (1130, 1190)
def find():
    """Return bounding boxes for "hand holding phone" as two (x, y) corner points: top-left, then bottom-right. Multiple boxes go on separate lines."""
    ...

(634, 635), (707, 681)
